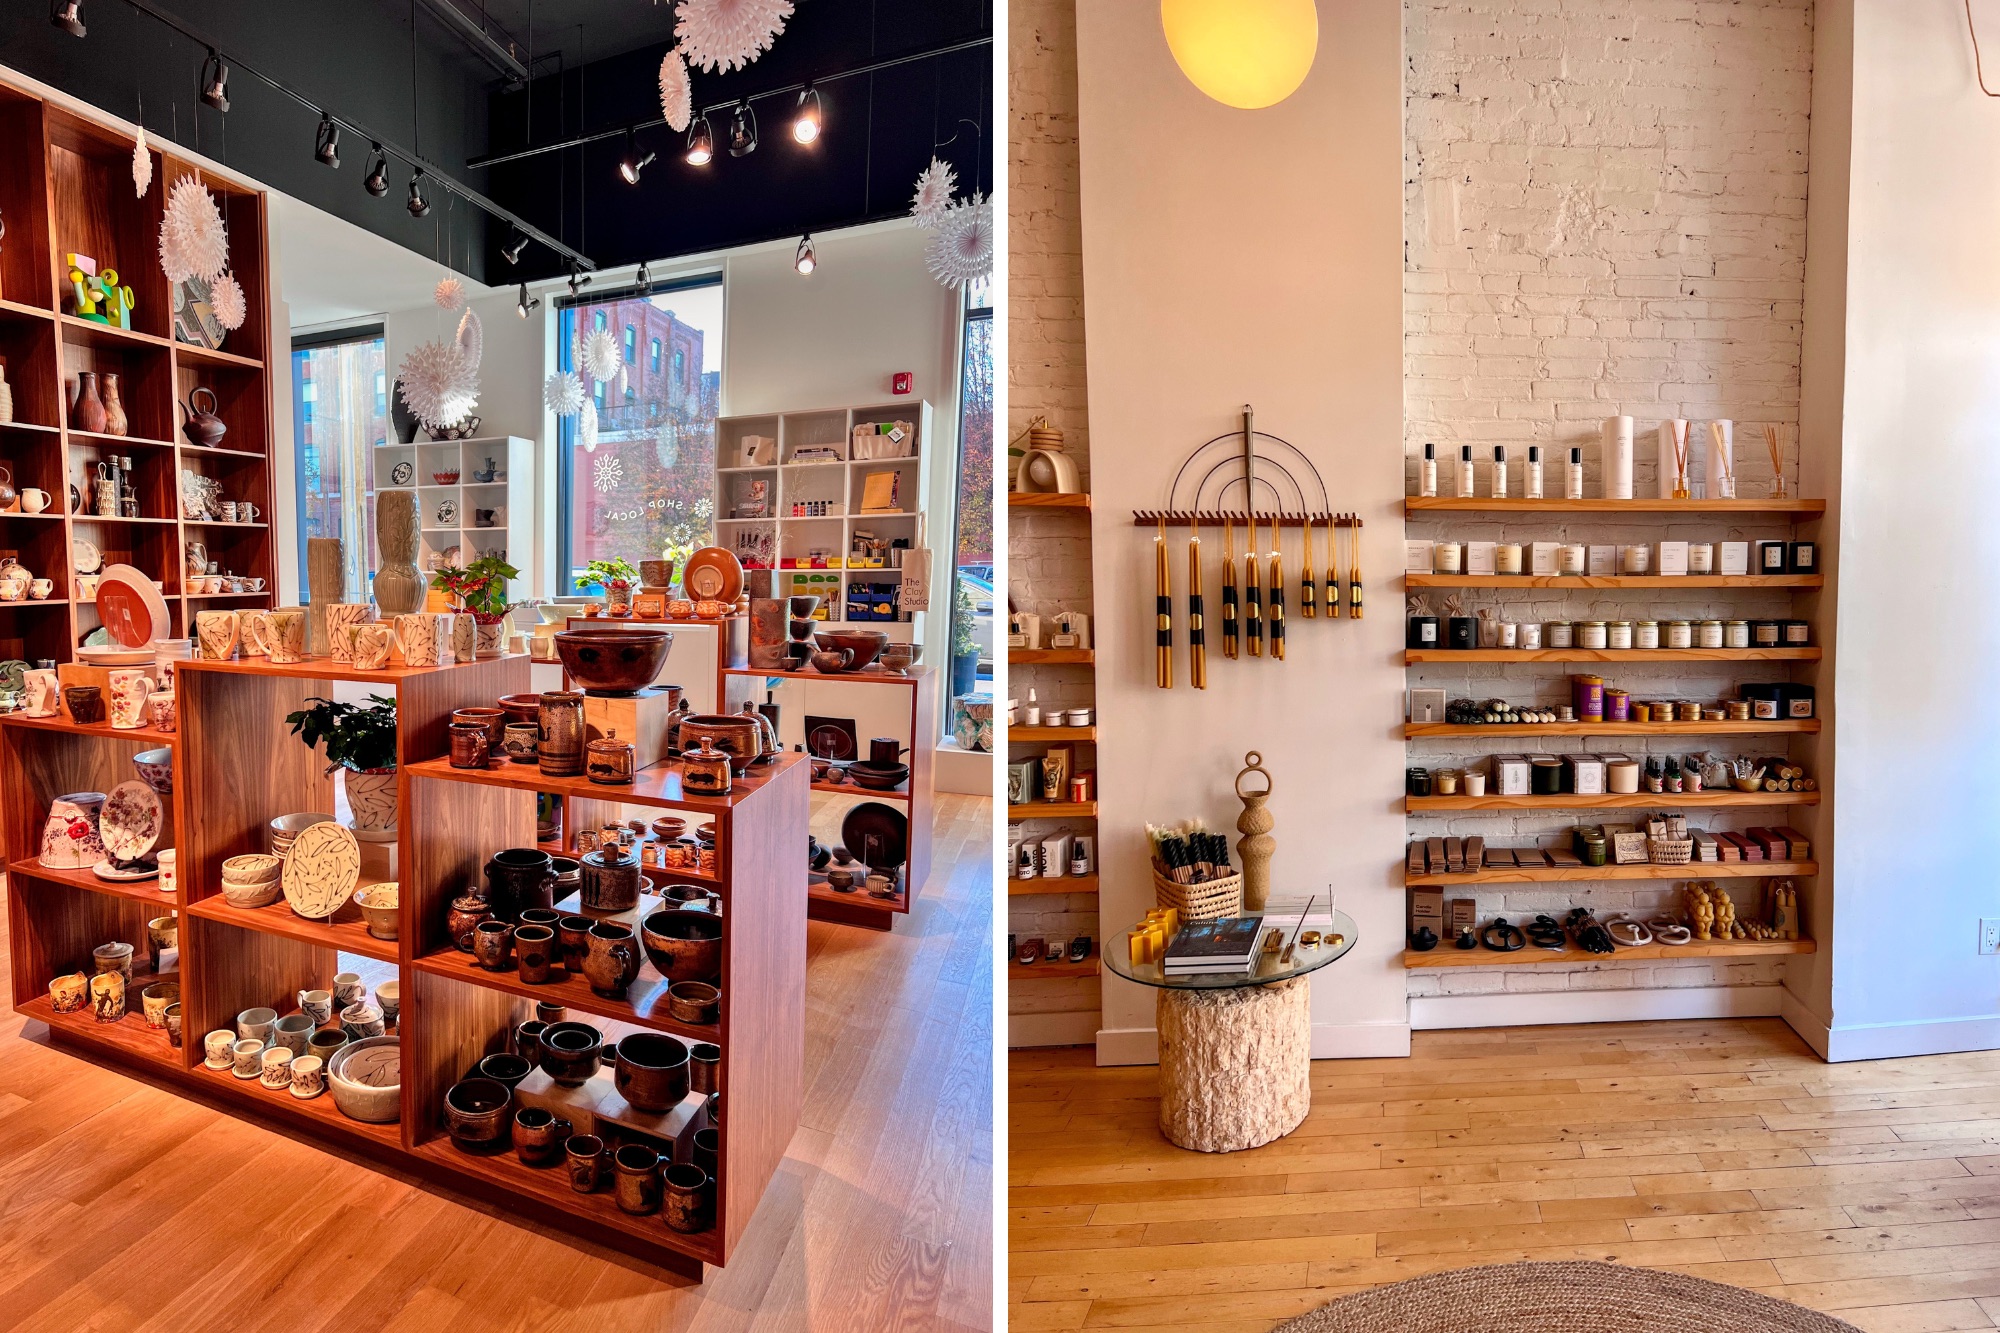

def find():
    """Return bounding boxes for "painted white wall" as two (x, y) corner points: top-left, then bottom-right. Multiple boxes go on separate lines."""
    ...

(1073, 0), (1411, 1062)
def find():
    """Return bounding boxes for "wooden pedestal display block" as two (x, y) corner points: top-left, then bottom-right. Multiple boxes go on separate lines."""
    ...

(58, 661), (158, 693)
(512, 1066), (707, 1160)
(1155, 977), (1310, 1153)
(583, 688), (675, 770)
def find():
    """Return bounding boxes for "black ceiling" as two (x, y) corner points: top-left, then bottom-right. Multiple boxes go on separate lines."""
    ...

(0, 0), (991, 289)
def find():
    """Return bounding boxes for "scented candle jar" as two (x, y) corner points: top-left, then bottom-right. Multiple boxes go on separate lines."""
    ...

(1545, 621), (1574, 648)
(1752, 620), (1782, 648)
(1688, 543), (1715, 574)
(1724, 620), (1750, 648)
(1606, 620), (1634, 650)
(1604, 687), (1631, 722)
(1578, 620), (1608, 650)
(1620, 544), (1651, 574)
(1557, 544), (1586, 575)
(1697, 620), (1724, 648)
(1520, 621), (1543, 650)
(1572, 673), (1605, 720)
(1665, 620), (1693, 649)
(1497, 620), (1519, 648)
(1633, 620), (1660, 650)
(1782, 620), (1811, 647)
(1495, 543), (1524, 575)
(1433, 542), (1463, 574)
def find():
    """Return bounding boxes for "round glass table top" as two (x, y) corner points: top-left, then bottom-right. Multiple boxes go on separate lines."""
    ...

(1102, 910), (1360, 990)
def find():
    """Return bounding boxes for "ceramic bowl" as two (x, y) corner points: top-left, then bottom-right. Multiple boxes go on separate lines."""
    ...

(268, 811), (335, 856)
(676, 715), (762, 774)
(846, 762), (910, 792)
(612, 1031), (690, 1113)
(443, 1077), (512, 1149)
(879, 641), (921, 672)
(667, 980), (721, 1026)
(538, 1021), (604, 1088)
(813, 629), (889, 672)
(219, 878), (283, 909)
(639, 909), (723, 984)
(497, 692), (543, 727)
(221, 853), (283, 883)
(353, 882), (399, 939)
(554, 629), (674, 695)
(326, 1035), (401, 1123)
(132, 747), (174, 793)
(476, 1052), (533, 1089)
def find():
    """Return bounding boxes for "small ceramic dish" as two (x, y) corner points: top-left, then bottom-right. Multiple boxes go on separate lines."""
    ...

(353, 882), (399, 939)
(219, 878), (284, 909)
(221, 853), (283, 883)
(667, 980), (720, 1025)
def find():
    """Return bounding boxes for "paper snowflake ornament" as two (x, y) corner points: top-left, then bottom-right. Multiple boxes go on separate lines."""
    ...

(579, 400), (600, 453)
(658, 49), (693, 132)
(132, 127), (152, 199)
(456, 307), (483, 370)
(911, 157), (956, 229)
(396, 337), (480, 431)
(209, 271), (246, 331)
(580, 327), (623, 382)
(592, 452), (625, 494)
(926, 193), (993, 289)
(434, 276), (466, 311)
(675, 0), (794, 73)
(159, 175), (229, 284)
(544, 370), (585, 417)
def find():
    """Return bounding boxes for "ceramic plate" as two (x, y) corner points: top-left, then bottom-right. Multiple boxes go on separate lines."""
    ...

(99, 780), (165, 862)
(840, 801), (909, 870)
(436, 500), (458, 526)
(0, 659), (25, 696)
(92, 859), (159, 882)
(71, 537), (101, 574)
(808, 724), (857, 760)
(281, 820), (361, 920)
(93, 564), (173, 648)
(390, 460), (414, 486)
(681, 547), (744, 603)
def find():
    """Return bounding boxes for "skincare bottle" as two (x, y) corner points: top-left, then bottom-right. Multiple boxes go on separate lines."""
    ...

(1419, 442), (1437, 497)
(1566, 447), (1584, 499)
(1025, 688), (1041, 727)
(1526, 445), (1543, 499)
(1458, 445), (1475, 498)
(1490, 446), (1508, 499)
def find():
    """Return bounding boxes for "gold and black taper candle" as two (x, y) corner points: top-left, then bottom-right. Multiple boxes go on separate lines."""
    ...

(1326, 516), (1342, 618)
(1155, 517), (1173, 689)
(1187, 514), (1206, 689)
(1347, 515), (1364, 618)
(1245, 512), (1263, 657)
(1221, 516), (1240, 658)
(1268, 527), (1286, 660)
(1299, 516), (1316, 619)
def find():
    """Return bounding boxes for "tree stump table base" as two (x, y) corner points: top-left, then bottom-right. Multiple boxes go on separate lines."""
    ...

(1156, 977), (1310, 1152)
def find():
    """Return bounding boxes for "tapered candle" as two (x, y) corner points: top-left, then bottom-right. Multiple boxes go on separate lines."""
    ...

(1347, 516), (1364, 619)
(1155, 517), (1172, 689)
(1188, 515), (1206, 689)
(1244, 512), (1263, 657)
(1268, 525), (1285, 661)
(1299, 516), (1316, 618)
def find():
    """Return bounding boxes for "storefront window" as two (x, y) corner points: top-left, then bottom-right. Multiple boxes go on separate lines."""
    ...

(291, 327), (387, 601)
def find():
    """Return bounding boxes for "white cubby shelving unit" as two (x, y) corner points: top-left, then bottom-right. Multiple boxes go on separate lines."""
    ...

(374, 435), (534, 600)
(713, 402), (933, 645)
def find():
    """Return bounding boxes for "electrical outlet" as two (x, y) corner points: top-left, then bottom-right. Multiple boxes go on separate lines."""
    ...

(1982, 919), (2000, 955)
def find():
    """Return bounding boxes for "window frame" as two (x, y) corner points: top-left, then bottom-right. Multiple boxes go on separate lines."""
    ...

(290, 322), (385, 601)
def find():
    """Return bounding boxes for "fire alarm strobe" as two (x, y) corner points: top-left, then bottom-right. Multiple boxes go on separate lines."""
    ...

(891, 371), (913, 395)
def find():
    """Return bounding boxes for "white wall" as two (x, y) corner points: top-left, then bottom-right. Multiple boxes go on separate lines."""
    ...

(1074, 0), (1411, 1061)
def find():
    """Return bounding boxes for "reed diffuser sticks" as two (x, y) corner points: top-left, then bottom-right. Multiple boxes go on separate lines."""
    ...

(1764, 422), (1788, 498)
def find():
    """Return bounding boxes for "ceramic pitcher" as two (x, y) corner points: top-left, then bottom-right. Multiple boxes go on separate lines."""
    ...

(107, 669), (153, 729)
(40, 792), (106, 868)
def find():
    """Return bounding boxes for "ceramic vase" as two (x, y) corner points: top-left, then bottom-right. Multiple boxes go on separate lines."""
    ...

(0, 362), (12, 424)
(100, 373), (128, 437)
(70, 371), (107, 434)
(450, 613), (477, 664)
(40, 792), (107, 868)
(307, 537), (344, 655)
(371, 490), (427, 616)
(344, 768), (398, 843)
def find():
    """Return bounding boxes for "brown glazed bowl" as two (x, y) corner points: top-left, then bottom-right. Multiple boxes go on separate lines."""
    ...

(537, 1021), (604, 1087)
(677, 714), (762, 774)
(812, 629), (889, 672)
(612, 1031), (691, 1113)
(640, 909), (724, 984)
(667, 981), (721, 1025)
(443, 1077), (513, 1151)
(554, 629), (674, 696)
(497, 693), (543, 727)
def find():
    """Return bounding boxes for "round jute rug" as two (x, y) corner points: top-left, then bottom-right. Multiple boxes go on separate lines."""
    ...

(1271, 1261), (1863, 1333)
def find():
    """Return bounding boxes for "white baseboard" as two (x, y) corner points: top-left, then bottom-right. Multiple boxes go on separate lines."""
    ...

(1821, 1009), (2000, 1062)
(1780, 987), (1832, 1059)
(1008, 1010), (1099, 1049)
(1411, 984), (1784, 1030)
(1093, 1020), (1413, 1066)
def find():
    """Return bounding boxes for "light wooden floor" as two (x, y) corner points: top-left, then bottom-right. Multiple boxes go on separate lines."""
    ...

(0, 793), (992, 1332)
(1011, 1018), (2000, 1333)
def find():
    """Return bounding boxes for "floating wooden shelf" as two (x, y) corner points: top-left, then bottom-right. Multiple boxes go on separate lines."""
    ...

(67, 428), (177, 450)
(1008, 492), (1090, 510)
(1404, 719), (1820, 739)
(1407, 648), (1820, 664)
(409, 947), (720, 1045)
(1406, 860), (1817, 887)
(16, 991), (182, 1068)
(1009, 951), (1099, 980)
(1408, 791), (1818, 813)
(1404, 937), (1815, 968)
(1010, 648), (1094, 665)
(9, 857), (171, 907)
(1404, 573), (1822, 590)
(1009, 726), (1097, 742)
(1404, 497), (1826, 517)
(1008, 874), (1099, 897)
(183, 891), (399, 964)
(810, 780), (909, 801)
(1008, 801), (1097, 821)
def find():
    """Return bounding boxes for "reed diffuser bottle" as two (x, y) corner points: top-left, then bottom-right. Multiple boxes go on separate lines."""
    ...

(1419, 442), (1437, 497)
(1526, 445), (1543, 499)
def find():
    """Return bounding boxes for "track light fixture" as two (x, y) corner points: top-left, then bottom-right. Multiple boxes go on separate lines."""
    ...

(636, 261), (652, 292)
(501, 229), (529, 265)
(406, 169), (430, 218)
(567, 264), (591, 298)
(314, 115), (340, 168)
(794, 234), (816, 276)
(685, 116), (714, 167)
(727, 101), (758, 158)
(49, 1), (84, 37)
(516, 283), (540, 319)
(792, 85), (823, 144)
(200, 50), (230, 113)
(364, 144), (389, 196)
(618, 127), (657, 185)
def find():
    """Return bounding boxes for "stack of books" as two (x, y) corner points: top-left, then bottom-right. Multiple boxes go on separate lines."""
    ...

(1161, 916), (1265, 976)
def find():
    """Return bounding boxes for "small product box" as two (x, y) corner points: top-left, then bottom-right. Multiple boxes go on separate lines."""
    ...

(1587, 544), (1618, 576)
(1530, 541), (1559, 576)
(1406, 540), (1436, 573)
(1493, 754), (1532, 796)
(1467, 541), (1497, 576)
(1566, 755), (1606, 795)
(1657, 540), (1690, 576)
(1719, 541), (1751, 576)
(1447, 898), (1478, 939)
(1408, 687), (1447, 723)
(1410, 887), (1444, 939)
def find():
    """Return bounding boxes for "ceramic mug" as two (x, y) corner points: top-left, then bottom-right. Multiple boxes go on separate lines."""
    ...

(231, 1038), (265, 1078)
(351, 622), (394, 671)
(297, 989), (334, 1024)
(272, 1013), (315, 1056)
(107, 669), (153, 729)
(375, 979), (400, 1026)
(236, 1006), (278, 1042)
(449, 612), (477, 665)
(204, 1030), (236, 1069)
(566, 1134), (609, 1192)
(140, 981), (179, 1028)
(247, 608), (306, 664)
(89, 973), (124, 1020)
(219, 501), (238, 523)
(237, 502), (260, 523)
(194, 609), (240, 660)
(149, 692), (177, 732)
(24, 668), (58, 717)
(48, 972), (89, 1013)
(290, 1054), (325, 1098)
(237, 610), (271, 658)
(332, 972), (366, 1011)
(164, 1003), (183, 1047)
(158, 848), (176, 896)
(393, 612), (448, 667)
(245, 577), (266, 592)
(325, 604), (375, 663)
(260, 1046), (294, 1089)
(29, 578), (51, 599)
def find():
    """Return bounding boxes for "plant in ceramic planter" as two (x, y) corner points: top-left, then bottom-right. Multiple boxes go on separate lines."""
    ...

(950, 580), (980, 699)
(578, 558), (639, 616)
(286, 695), (400, 843)
(433, 554), (527, 655)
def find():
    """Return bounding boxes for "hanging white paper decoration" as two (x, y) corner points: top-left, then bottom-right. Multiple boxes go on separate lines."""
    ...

(158, 175), (229, 284)
(209, 271), (247, 331)
(675, 0), (794, 73)
(132, 127), (152, 199)
(658, 49), (694, 132)
(911, 157), (956, 229)
(456, 307), (484, 369)
(434, 276), (466, 311)
(926, 193), (993, 289)
(544, 370), (585, 417)
(396, 337), (480, 430)
(579, 400), (600, 453)
(581, 327), (623, 382)
(592, 453), (624, 494)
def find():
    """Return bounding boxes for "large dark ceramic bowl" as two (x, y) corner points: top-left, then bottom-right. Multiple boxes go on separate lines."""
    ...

(476, 1052), (532, 1089)
(444, 1077), (513, 1150)
(677, 714), (762, 774)
(613, 1031), (691, 1113)
(538, 1020), (604, 1087)
(640, 909), (724, 984)
(554, 629), (674, 695)
(812, 629), (889, 673)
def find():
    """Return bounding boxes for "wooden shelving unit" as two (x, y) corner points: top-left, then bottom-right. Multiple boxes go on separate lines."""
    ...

(373, 435), (533, 592)
(1009, 952), (1100, 980)
(1407, 860), (1817, 887)
(1010, 648), (1094, 665)
(0, 84), (275, 668)
(1404, 937), (1815, 968)
(1008, 874), (1099, 897)
(1403, 719), (1819, 739)
(1408, 790), (1818, 813)
(1009, 800), (1097, 822)
(4, 649), (807, 1276)
(1008, 492), (1090, 510)
(1407, 647), (1820, 664)
(1405, 497), (1827, 517)
(1405, 573), (1821, 590)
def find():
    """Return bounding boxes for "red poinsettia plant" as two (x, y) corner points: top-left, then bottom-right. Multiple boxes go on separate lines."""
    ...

(432, 555), (527, 624)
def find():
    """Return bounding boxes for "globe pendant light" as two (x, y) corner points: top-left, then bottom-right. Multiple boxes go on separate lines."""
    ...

(1160, 0), (1318, 109)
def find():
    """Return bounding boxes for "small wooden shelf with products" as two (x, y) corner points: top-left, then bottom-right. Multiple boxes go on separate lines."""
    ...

(1008, 875), (1100, 897)
(1405, 573), (1821, 590)
(1404, 497), (1827, 517)
(1010, 648), (1094, 665)
(1009, 801), (1097, 822)
(1408, 791), (1818, 813)
(1008, 492), (1090, 510)
(1010, 726), (1096, 742)
(1406, 860), (1817, 886)
(1404, 719), (1818, 739)
(1404, 937), (1815, 968)
(1009, 953), (1100, 980)
(1407, 647), (1820, 664)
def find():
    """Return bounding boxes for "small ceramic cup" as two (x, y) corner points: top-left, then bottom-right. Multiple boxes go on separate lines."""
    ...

(231, 1038), (265, 1079)
(89, 972), (125, 1021)
(157, 848), (177, 895)
(513, 1107), (573, 1166)
(514, 924), (557, 984)
(204, 1029), (237, 1069)
(472, 919), (515, 971)
(332, 972), (366, 1012)
(149, 691), (177, 732)
(297, 989), (334, 1024)
(690, 1041), (722, 1095)
(614, 1144), (663, 1215)
(514, 1020), (548, 1067)
(290, 1055), (326, 1099)
(307, 1029), (348, 1066)
(340, 1001), (386, 1040)
(503, 721), (540, 763)
(140, 981), (180, 1029)
(145, 915), (177, 971)
(260, 1046), (295, 1090)
(236, 1006), (278, 1043)
(164, 1002), (184, 1048)
(534, 1000), (566, 1025)
(566, 1133), (609, 1192)
(48, 972), (89, 1013)
(272, 1012), (316, 1056)
(375, 979), (400, 1026)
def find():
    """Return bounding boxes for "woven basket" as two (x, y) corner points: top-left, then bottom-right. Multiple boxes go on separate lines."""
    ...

(1153, 866), (1243, 922)
(1649, 837), (1694, 866)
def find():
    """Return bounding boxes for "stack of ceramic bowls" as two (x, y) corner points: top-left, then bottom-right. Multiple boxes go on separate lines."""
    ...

(220, 854), (284, 907)
(268, 812), (335, 858)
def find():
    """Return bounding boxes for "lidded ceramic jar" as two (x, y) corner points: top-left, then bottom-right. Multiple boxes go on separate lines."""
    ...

(681, 737), (732, 796)
(579, 842), (641, 916)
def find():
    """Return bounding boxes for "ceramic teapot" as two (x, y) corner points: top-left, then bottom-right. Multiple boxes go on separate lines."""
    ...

(179, 386), (227, 448)
(0, 464), (17, 512)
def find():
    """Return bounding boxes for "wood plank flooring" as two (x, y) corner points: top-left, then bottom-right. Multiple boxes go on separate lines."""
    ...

(1010, 1019), (2000, 1333)
(0, 794), (992, 1332)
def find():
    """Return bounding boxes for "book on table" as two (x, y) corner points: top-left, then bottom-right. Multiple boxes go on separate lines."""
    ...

(1161, 916), (1265, 973)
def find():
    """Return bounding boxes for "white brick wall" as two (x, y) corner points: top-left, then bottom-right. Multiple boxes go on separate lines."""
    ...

(1403, 0), (1815, 1003)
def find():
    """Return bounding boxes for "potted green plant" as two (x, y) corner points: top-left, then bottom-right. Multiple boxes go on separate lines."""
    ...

(433, 554), (526, 656)
(950, 580), (980, 699)
(577, 557), (639, 616)
(285, 694), (400, 842)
